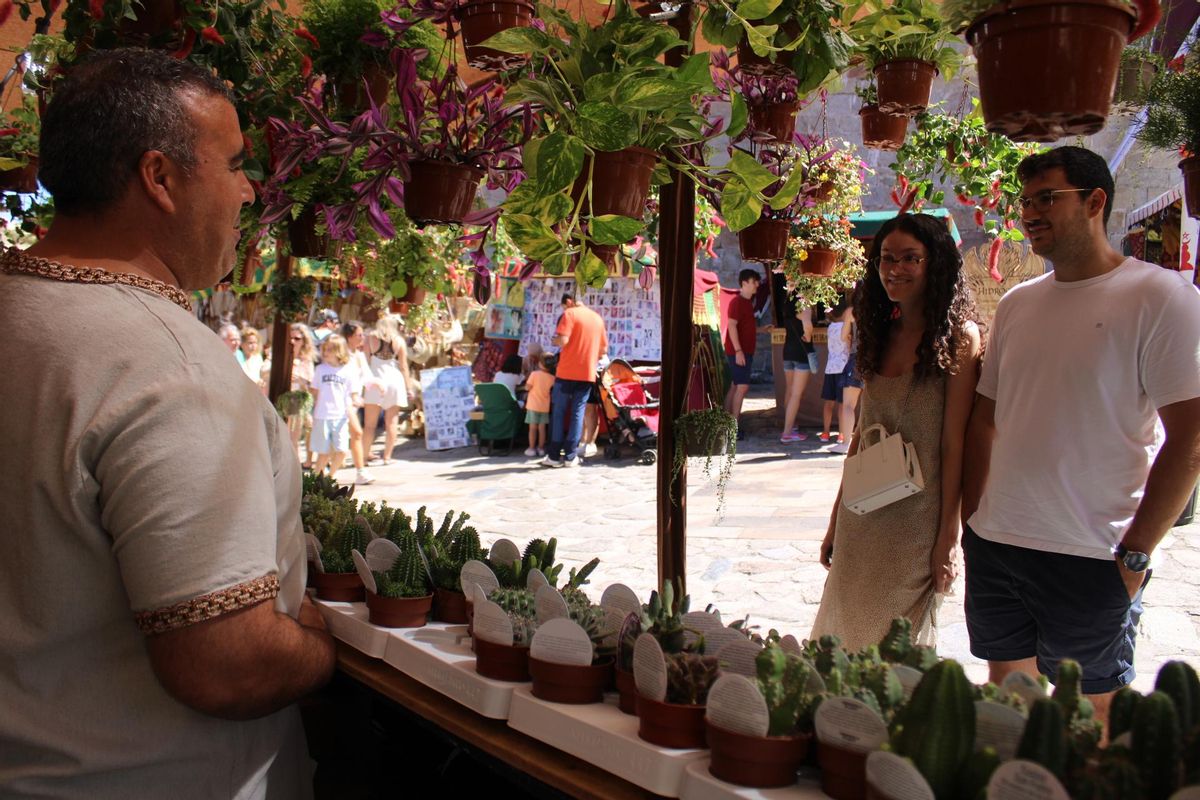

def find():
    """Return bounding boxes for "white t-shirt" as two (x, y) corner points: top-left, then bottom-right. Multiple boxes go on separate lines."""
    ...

(970, 258), (1200, 559)
(312, 361), (360, 420)
(826, 321), (851, 375)
(493, 372), (522, 396)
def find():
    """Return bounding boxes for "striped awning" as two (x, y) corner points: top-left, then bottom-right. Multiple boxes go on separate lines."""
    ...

(1126, 184), (1184, 227)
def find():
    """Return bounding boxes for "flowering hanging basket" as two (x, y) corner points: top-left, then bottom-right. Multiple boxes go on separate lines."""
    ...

(457, 0), (536, 71)
(0, 160), (38, 194)
(874, 60), (938, 116)
(1112, 55), (1159, 107)
(799, 247), (838, 276)
(403, 160), (485, 225)
(738, 218), (792, 263)
(966, 0), (1135, 142)
(859, 105), (909, 151)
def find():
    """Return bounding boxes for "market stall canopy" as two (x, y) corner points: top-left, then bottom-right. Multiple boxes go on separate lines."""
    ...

(1127, 184), (1186, 227)
(848, 209), (962, 245)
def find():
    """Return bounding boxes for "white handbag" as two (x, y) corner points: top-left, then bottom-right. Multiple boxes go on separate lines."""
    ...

(841, 423), (924, 516)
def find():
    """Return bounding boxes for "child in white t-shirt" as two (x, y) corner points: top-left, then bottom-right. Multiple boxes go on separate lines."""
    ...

(310, 334), (362, 476)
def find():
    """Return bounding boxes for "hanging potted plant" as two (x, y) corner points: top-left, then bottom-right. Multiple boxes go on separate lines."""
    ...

(789, 214), (866, 278)
(846, 0), (961, 116)
(801, 137), (873, 214)
(1114, 46), (1164, 107)
(349, 212), (462, 307)
(710, 144), (810, 263)
(390, 0), (537, 71)
(857, 83), (909, 151)
(0, 95), (41, 195)
(1136, 48), (1200, 219)
(942, 0), (1160, 141)
(262, 274), (316, 323)
(711, 49), (804, 145)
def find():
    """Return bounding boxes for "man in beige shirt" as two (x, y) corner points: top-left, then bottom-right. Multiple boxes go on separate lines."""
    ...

(0, 49), (335, 797)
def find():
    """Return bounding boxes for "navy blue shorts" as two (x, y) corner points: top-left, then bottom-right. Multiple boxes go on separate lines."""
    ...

(726, 353), (752, 385)
(820, 355), (863, 402)
(963, 526), (1148, 693)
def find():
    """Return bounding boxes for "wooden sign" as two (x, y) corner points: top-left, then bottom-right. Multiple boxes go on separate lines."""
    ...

(963, 241), (1046, 329)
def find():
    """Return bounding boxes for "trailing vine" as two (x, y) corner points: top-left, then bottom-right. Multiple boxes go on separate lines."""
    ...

(671, 331), (737, 519)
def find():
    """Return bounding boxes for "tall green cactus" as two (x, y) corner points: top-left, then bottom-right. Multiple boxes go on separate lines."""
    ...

(1155, 660), (1200, 735)
(374, 531), (430, 599)
(640, 579), (690, 654)
(1109, 687), (1143, 741)
(1070, 748), (1143, 800)
(321, 518), (368, 574)
(890, 660), (976, 800)
(879, 617), (913, 664)
(756, 644), (814, 736)
(1132, 691), (1182, 800)
(1017, 698), (1069, 782)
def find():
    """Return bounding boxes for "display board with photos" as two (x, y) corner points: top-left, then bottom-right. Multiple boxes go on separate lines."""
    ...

(420, 365), (474, 451)
(484, 276), (526, 341)
(518, 278), (661, 362)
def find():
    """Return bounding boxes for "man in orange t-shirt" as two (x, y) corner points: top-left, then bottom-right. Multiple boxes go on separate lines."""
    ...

(542, 294), (608, 467)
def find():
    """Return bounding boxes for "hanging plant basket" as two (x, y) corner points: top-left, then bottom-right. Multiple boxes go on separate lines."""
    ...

(1182, 157), (1200, 221)
(0, 160), (39, 194)
(738, 217), (792, 263)
(706, 720), (811, 788)
(799, 247), (838, 276)
(860, 105), (908, 151)
(1113, 55), (1159, 106)
(572, 147), (659, 220)
(529, 657), (614, 704)
(404, 160), (485, 226)
(310, 570), (365, 602)
(810, 180), (836, 204)
(474, 637), (531, 682)
(748, 100), (800, 143)
(337, 63), (393, 114)
(456, 0), (536, 71)
(365, 591), (432, 628)
(965, 0), (1135, 142)
(636, 694), (708, 748)
(873, 60), (938, 115)
(288, 206), (331, 259)
(432, 588), (469, 623)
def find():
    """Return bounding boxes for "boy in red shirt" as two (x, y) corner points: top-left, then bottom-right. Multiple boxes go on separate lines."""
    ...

(724, 269), (769, 439)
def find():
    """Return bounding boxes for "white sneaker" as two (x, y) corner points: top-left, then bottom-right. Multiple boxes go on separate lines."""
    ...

(355, 469), (375, 485)
(575, 444), (587, 458)
(540, 455), (564, 468)
(536, 448), (545, 457)
(524, 447), (538, 457)
(583, 443), (598, 458)
(829, 442), (850, 454)
(561, 457), (581, 468)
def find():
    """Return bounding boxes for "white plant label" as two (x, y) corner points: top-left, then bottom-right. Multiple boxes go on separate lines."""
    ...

(632, 633), (668, 702)
(526, 568), (550, 592)
(460, 560), (498, 597)
(703, 627), (746, 659)
(488, 538), (521, 567)
(1001, 671), (1045, 708)
(354, 514), (377, 540)
(892, 665), (924, 701)
(1111, 731), (1132, 748)
(351, 550), (377, 596)
(471, 598), (515, 646)
(415, 542), (433, 585)
(975, 701), (1027, 761)
(305, 534), (324, 572)
(779, 634), (803, 656)
(600, 583), (641, 618)
(472, 582), (489, 607)
(814, 696), (889, 753)
(601, 607), (625, 650)
(615, 612), (640, 671)
(364, 538), (401, 572)
(682, 611), (723, 648)
(706, 674), (770, 737)
(530, 618), (594, 666)
(865, 751), (935, 800)
(716, 637), (762, 678)
(535, 585), (569, 623)
(987, 760), (1070, 800)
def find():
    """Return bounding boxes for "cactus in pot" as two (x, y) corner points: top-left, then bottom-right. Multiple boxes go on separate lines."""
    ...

(373, 529), (430, 599)
(888, 659), (976, 800)
(320, 518), (369, 574)
(492, 537), (564, 588)
(756, 643), (817, 736)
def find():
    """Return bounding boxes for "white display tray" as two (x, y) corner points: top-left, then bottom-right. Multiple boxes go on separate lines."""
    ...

(382, 624), (516, 720)
(507, 686), (708, 797)
(315, 600), (389, 658)
(679, 759), (830, 800)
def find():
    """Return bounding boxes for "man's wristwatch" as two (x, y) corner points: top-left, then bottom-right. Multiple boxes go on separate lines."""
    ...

(1113, 542), (1151, 572)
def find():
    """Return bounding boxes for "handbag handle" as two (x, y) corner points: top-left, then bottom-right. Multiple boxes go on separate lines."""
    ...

(857, 423), (889, 452)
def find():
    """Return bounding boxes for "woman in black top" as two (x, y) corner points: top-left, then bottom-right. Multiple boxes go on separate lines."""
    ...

(780, 293), (817, 442)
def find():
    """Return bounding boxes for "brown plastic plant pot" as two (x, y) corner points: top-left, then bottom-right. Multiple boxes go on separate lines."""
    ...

(614, 667), (638, 715)
(966, 0), (1135, 142)
(817, 739), (869, 800)
(874, 60), (938, 116)
(800, 247), (838, 276)
(403, 160), (485, 226)
(571, 147), (659, 221)
(747, 100), (800, 143)
(530, 657), (614, 704)
(706, 720), (810, 788)
(636, 694), (708, 749)
(365, 591), (432, 628)
(288, 206), (330, 259)
(859, 105), (909, 151)
(337, 63), (392, 114)
(474, 636), (531, 682)
(0, 161), (38, 194)
(738, 218), (792, 264)
(1181, 157), (1200, 221)
(456, 0), (536, 71)
(310, 570), (365, 603)
(433, 588), (470, 624)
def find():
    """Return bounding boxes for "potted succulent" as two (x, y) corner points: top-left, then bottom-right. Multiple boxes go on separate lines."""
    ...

(426, 512), (484, 623)
(857, 83), (909, 151)
(0, 95), (41, 195)
(942, 0), (1160, 141)
(530, 575), (616, 705)
(390, 0), (537, 71)
(1137, 47), (1200, 219)
(1114, 46), (1164, 107)
(311, 518), (369, 602)
(845, 0), (961, 115)
(366, 528), (434, 628)
(615, 580), (690, 714)
(476, 586), (536, 681)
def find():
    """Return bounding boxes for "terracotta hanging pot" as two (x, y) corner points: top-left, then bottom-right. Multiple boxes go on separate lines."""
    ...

(873, 60), (938, 115)
(817, 740), (870, 800)
(636, 694), (708, 749)
(1181, 157), (1200, 220)
(747, 100), (800, 143)
(0, 159), (39, 194)
(310, 570), (365, 602)
(614, 667), (638, 715)
(337, 63), (392, 114)
(432, 588), (469, 624)
(572, 147), (659, 221)
(404, 160), (485, 226)
(530, 657), (614, 704)
(800, 246), (838, 276)
(738, 217), (792, 263)
(966, 0), (1135, 142)
(288, 206), (329, 260)
(706, 720), (811, 788)
(860, 105), (909, 151)
(474, 637), (531, 682)
(456, 0), (536, 71)
(365, 591), (432, 628)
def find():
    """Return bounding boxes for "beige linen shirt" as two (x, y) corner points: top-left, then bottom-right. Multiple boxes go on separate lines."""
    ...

(0, 271), (310, 798)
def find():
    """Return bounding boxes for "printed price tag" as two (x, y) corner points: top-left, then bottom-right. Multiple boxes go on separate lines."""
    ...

(352, 550), (377, 596)
(717, 637), (762, 678)
(364, 538), (401, 572)
(460, 560), (499, 597)
(892, 665), (924, 701)
(865, 751), (935, 800)
(987, 760), (1070, 800)
(305, 534), (324, 573)
(530, 618), (594, 666)
(472, 599), (515, 646)
(488, 538), (521, 567)
(632, 633), (667, 702)
(1001, 672), (1045, 709)
(526, 568), (550, 592)
(706, 674), (769, 737)
(814, 697), (888, 753)
(779, 634), (803, 656)
(535, 585), (569, 623)
(600, 583), (641, 618)
(975, 701), (1027, 761)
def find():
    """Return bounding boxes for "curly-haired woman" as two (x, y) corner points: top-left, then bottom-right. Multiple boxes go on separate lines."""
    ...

(811, 214), (982, 650)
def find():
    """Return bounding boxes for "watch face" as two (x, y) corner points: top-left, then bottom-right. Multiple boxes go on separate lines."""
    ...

(1123, 551), (1151, 572)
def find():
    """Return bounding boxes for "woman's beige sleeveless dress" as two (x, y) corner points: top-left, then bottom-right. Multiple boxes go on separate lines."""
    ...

(810, 371), (945, 651)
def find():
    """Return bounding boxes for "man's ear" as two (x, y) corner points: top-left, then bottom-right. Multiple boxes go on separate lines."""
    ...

(138, 149), (181, 214)
(1086, 187), (1108, 220)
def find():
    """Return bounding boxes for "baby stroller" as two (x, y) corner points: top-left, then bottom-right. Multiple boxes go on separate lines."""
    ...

(597, 359), (660, 465)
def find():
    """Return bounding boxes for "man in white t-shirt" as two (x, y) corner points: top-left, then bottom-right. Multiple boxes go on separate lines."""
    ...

(962, 146), (1200, 726)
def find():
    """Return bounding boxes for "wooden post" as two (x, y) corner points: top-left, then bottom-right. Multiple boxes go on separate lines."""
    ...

(656, 5), (695, 596)
(267, 244), (295, 404)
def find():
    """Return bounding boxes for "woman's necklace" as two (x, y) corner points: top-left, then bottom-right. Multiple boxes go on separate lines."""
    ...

(0, 247), (193, 312)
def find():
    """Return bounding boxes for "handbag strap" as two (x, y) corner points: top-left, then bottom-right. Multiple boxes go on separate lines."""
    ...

(893, 374), (917, 437)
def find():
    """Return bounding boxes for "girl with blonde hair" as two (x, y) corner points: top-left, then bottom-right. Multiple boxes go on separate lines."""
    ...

(363, 313), (412, 465)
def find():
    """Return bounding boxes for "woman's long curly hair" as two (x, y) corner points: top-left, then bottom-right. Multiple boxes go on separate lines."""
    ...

(854, 214), (978, 382)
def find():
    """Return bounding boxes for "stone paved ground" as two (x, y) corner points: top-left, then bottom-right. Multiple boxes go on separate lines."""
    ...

(348, 387), (1200, 693)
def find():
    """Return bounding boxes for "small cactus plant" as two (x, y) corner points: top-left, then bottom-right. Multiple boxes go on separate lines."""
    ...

(373, 529), (430, 599)
(890, 659), (976, 800)
(319, 518), (369, 574)
(755, 643), (817, 736)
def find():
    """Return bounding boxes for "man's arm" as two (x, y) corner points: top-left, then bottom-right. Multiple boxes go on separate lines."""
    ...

(961, 393), (996, 526)
(145, 594), (336, 721)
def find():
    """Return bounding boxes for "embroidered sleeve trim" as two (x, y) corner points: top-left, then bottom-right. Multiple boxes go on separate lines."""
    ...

(135, 574), (279, 635)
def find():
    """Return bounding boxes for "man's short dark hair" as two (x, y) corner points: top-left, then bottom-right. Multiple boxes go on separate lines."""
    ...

(39, 48), (233, 216)
(561, 293), (575, 305)
(738, 268), (762, 285)
(1016, 145), (1115, 228)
